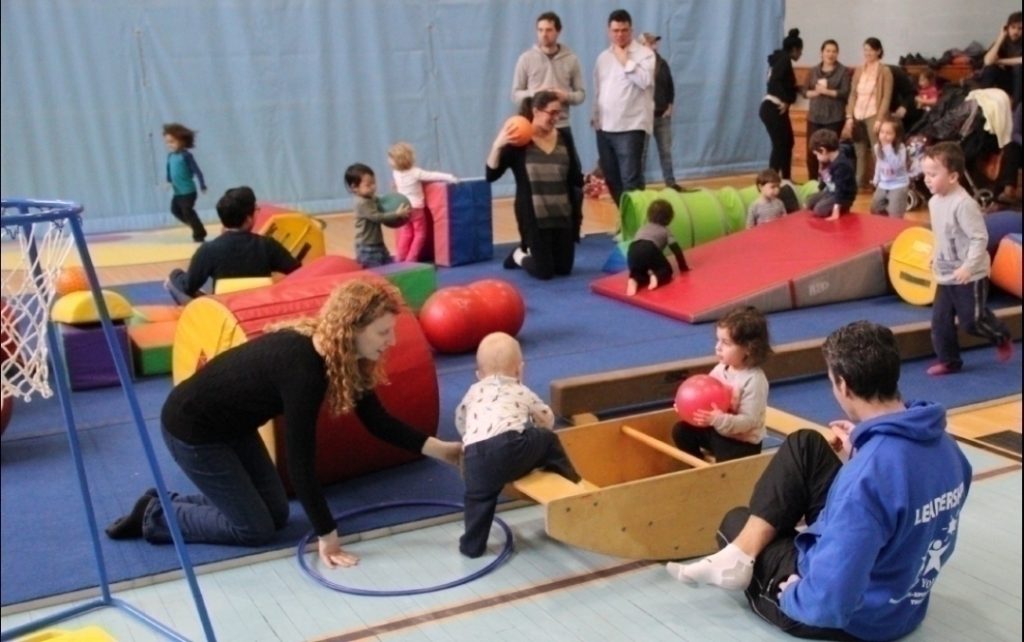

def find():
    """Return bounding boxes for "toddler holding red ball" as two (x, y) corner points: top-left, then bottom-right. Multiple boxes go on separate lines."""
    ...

(671, 306), (772, 462)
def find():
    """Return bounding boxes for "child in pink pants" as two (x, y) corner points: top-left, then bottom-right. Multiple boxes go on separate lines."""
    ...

(387, 142), (458, 262)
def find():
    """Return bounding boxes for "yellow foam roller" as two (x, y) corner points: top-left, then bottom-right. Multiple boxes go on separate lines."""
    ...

(213, 276), (274, 294)
(51, 290), (133, 324)
(172, 297), (249, 385)
(887, 226), (936, 306)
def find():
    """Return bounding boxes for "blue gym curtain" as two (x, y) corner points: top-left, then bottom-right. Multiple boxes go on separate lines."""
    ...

(1, 0), (783, 233)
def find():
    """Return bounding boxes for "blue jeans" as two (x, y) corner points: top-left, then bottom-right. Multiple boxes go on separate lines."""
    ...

(144, 426), (290, 546)
(164, 267), (200, 305)
(596, 129), (647, 208)
(357, 243), (393, 268)
(650, 116), (676, 185)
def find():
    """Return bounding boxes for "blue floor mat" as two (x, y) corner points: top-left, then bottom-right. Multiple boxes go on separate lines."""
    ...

(2, 234), (1020, 606)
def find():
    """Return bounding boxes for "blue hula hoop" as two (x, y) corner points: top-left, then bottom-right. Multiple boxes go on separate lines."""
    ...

(296, 500), (515, 596)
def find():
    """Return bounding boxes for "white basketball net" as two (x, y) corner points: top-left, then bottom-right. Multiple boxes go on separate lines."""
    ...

(1, 216), (75, 402)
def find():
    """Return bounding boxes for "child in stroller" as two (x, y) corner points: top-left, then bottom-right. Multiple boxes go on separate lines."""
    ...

(905, 84), (1013, 210)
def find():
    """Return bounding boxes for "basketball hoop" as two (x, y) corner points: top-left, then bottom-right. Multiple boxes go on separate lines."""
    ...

(1, 200), (78, 402)
(0, 199), (217, 642)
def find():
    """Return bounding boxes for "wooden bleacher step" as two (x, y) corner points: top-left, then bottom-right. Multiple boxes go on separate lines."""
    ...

(512, 470), (598, 505)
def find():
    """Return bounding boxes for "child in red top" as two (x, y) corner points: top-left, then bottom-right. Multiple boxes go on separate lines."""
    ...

(915, 69), (940, 111)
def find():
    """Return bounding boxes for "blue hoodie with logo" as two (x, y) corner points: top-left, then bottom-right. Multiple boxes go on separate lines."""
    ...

(781, 401), (972, 641)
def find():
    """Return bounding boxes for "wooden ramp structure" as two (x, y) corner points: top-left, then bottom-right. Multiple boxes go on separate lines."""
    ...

(523, 308), (1022, 561)
(508, 409), (774, 560)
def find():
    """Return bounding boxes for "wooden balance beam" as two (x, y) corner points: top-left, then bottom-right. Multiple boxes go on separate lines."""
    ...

(551, 306), (1022, 422)
(509, 408), (780, 560)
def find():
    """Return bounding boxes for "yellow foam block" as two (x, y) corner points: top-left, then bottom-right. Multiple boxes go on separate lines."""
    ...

(51, 290), (133, 324)
(16, 625), (117, 642)
(213, 277), (274, 294)
(887, 226), (936, 306)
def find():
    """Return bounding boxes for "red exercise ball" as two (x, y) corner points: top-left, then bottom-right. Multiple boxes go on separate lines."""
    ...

(674, 375), (733, 426)
(504, 115), (534, 147)
(468, 279), (525, 337)
(418, 286), (486, 354)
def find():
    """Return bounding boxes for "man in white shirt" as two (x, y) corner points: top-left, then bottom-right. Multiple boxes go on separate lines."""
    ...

(511, 11), (586, 166)
(592, 8), (655, 208)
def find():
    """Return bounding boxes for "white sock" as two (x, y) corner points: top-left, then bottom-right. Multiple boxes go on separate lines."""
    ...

(513, 247), (528, 265)
(665, 543), (754, 590)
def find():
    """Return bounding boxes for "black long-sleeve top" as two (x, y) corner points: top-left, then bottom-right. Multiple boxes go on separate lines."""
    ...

(653, 53), (675, 117)
(766, 49), (798, 105)
(162, 330), (428, 536)
(486, 131), (583, 237)
(179, 230), (300, 296)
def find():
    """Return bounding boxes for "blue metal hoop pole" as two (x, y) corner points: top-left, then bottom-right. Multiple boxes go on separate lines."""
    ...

(0, 200), (216, 642)
(296, 500), (515, 596)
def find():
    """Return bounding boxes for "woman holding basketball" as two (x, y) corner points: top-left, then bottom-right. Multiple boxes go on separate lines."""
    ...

(671, 306), (773, 462)
(486, 90), (583, 280)
(105, 279), (462, 569)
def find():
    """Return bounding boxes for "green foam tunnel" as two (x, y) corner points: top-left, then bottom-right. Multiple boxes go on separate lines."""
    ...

(715, 186), (747, 233)
(619, 189), (694, 248)
(663, 187), (727, 246)
(797, 180), (820, 206)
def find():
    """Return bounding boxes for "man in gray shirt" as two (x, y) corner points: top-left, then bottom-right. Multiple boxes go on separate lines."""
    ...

(511, 11), (586, 167)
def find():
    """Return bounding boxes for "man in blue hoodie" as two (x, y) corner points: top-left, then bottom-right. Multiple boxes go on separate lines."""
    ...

(667, 321), (972, 641)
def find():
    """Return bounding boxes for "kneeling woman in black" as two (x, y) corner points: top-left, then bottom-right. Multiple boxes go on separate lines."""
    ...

(487, 90), (584, 280)
(106, 279), (463, 568)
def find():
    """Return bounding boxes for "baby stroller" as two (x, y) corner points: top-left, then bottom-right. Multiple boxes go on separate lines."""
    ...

(905, 86), (1009, 211)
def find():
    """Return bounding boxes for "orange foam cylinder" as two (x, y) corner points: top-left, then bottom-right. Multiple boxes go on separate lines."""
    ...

(991, 235), (1022, 298)
(172, 271), (439, 488)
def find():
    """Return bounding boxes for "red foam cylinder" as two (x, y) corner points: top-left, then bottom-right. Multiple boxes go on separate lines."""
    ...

(281, 255), (362, 283)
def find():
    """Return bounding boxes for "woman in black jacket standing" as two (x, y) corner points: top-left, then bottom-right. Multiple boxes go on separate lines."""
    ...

(760, 29), (804, 180)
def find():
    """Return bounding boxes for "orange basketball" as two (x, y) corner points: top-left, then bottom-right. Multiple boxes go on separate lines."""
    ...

(504, 115), (534, 147)
(55, 266), (90, 297)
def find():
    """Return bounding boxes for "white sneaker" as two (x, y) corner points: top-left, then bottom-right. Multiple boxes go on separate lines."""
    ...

(668, 557), (753, 590)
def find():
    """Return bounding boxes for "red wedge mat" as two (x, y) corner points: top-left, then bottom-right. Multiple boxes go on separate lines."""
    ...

(593, 212), (913, 323)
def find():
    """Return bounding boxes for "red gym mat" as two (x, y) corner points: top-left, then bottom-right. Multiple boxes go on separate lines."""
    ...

(593, 212), (914, 323)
